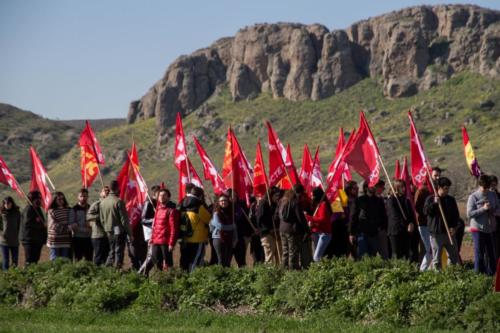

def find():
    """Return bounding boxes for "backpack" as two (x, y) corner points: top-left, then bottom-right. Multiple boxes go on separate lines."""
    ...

(179, 212), (193, 238)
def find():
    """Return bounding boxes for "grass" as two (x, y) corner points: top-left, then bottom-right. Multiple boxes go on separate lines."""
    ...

(0, 306), (465, 333)
(2, 72), (500, 202)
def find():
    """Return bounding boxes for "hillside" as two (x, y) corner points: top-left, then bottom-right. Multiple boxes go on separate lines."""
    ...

(3, 71), (498, 203)
(58, 119), (126, 132)
(0, 103), (79, 184)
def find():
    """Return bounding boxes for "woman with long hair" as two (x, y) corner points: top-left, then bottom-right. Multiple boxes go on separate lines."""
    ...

(305, 187), (333, 262)
(0, 197), (21, 270)
(209, 194), (237, 267)
(47, 192), (71, 260)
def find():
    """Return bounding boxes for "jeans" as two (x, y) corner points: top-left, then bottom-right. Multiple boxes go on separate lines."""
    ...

(1, 245), (19, 270)
(49, 247), (70, 261)
(471, 231), (496, 276)
(430, 233), (459, 270)
(357, 233), (380, 258)
(311, 233), (332, 262)
(418, 226), (433, 271)
(180, 242), (205, 272)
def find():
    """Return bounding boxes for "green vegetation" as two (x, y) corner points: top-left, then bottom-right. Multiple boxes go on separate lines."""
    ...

(2, 72), (500, 202)
(0, 259), (497, 332)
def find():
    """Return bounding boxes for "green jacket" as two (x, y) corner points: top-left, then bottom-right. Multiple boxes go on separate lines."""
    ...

(98, 193), (131, 237)
(86, 200), (106, 239)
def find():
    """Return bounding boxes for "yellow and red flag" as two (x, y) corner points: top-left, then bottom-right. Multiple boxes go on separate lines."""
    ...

(79, 121), (104, 188)
(462, 126), (481, 178)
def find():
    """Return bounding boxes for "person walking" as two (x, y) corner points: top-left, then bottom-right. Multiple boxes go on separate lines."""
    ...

(306, 187), (333, 262)
(467, 174), (498, 275)
(87, 186), (110, 266)
(20, 191), (47, 266)
(210, 194), (238, 267)
(100, 180), (133, 269)
(70, 188), (92, 261)
(0, 197), (21, 270)
(150, 188), (179, 271)
(46, 192), (72, 260)
(424, 177), (460, 270)
(386, 180), (416, 259)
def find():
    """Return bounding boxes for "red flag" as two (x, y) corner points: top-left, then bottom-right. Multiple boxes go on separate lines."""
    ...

(117, 143), (148, 239)
(266, 121), (288, 187)
(462, 126), (481, 178)
(29, 147), (52, 210)
(222, 128), (252, 205)
(174, 113), (203, 201)
(299, 144), (313, 188)
(253, 140), (268, 197)
(343, 112), (381, 187)
(394, 159), (401, 180)
(178, 158), (204, 202)
(325, 130), (357, 202)
(310, 146), (324, 190)
(335, 128), (352, 182)
(174, 113), (188, 171)
(409, 111), (432, 188)
(279, 144), (300, 190)
(0, 156), (23, 198)
(401, 156), (417, 218)
(79, 121), (105, 164)
(193, 136), (226, 195)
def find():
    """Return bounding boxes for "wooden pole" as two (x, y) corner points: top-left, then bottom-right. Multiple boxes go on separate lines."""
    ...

(378, 155), (407, 221)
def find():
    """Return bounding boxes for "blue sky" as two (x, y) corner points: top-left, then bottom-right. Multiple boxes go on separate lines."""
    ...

(1, 0), (499, 120)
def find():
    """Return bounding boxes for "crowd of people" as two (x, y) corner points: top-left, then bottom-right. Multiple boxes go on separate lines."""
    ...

(1, 168), (499, 277)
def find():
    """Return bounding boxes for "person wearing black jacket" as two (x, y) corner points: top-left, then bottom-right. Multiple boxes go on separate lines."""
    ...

(348, 181), (388, 258)
(423, 177), (460, 269)
(386, 180), (416, 259)
(20, 191), (47, 266)
(256, 187), (281, 265)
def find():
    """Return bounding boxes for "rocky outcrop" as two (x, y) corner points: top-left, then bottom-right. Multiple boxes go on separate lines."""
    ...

(129, 5), (500, 132)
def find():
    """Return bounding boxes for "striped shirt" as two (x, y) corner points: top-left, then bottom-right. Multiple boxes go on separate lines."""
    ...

(47, 208), (71, 248)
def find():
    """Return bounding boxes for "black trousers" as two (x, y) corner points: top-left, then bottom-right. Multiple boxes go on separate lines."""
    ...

(180, 242), (204, 272)
(72, 237), (93, 261)
(151, 244), (174, 270)
(250, 235), (265, 264)
(106, 233), (126, 269)
(212, 238), (233, 267)
(233, 237), (248, 267)
(91, 237), (109, 266)
(128, 240), (148, 270)
(389, 233), (410, 259)
(23, 243), (43, 266)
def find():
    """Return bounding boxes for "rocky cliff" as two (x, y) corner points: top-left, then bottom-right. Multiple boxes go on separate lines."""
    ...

(128, 4), (500, 132)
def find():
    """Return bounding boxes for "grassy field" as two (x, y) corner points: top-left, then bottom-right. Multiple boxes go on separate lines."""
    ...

(2, 72), (500, 202)
(0, 307), (464, 333)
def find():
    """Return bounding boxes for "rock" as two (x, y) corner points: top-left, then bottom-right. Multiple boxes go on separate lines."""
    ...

(464, 117), (476, 125)
(128, 5), (500, 134)
(444, 112), (452, 119)
(479, 99), (495, 109)
(436, 156), (446, 162)
(203, 118), (223, 131)
(434, 134), (453, 146)
(379, 111), (390, 117)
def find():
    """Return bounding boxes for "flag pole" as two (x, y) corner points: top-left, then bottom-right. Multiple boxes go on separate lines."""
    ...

(377, 155), (408, 221)
(409, 112), (453, 245)
(45, 173), (56, 192)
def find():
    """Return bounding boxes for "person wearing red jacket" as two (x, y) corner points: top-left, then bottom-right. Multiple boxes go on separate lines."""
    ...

(306, 187), (333, 262)
(150, 188), (179, 270)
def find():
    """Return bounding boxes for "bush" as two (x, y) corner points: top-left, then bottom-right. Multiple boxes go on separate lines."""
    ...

(0, 258), (496, 329)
